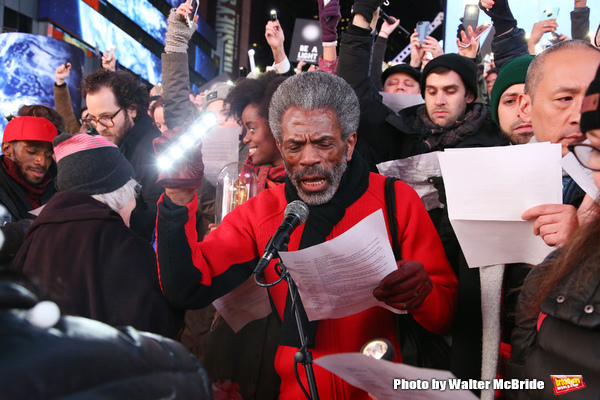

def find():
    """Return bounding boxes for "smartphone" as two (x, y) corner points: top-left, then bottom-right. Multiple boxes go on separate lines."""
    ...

(549, 32), (562, 44)
(463, 4), (479, 32)
(185, 0), (199, 28)
(541, 7), (559, 21)
(416, 21), (430, 45)
(270, 10), (277, 21)
(458, 23), (492, 47)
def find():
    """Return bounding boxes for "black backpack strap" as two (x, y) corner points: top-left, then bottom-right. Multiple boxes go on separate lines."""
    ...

(385, 177), (402, 261)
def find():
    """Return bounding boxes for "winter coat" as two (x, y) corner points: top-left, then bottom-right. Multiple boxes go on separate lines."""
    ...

(13, 191), (183, 338)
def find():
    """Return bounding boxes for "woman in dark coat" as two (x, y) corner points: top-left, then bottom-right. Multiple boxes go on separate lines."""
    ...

(12, 133), (183, 338)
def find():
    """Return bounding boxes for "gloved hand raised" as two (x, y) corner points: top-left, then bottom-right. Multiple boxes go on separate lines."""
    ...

(319, 0), (342, 42)
(352, 0), (385, 24)
(153, 127), (204, 190)
(373, 260), (433, 310)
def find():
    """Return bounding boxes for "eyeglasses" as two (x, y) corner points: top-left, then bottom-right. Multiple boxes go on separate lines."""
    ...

(595, 23), (600, 48)
(568, 144), (600, 171)
(83, 108), (122, 128)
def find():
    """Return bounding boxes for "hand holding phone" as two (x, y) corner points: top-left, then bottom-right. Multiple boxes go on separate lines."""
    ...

(458, 23), (492, 48)
(185, 0), (199, 28)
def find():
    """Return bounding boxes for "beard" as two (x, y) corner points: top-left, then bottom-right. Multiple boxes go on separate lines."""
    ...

(284, 146), (348, 206)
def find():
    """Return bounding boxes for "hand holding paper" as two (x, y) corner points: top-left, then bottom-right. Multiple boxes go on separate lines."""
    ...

(373, 260), (432, 310)
(521, 203), (578, 247)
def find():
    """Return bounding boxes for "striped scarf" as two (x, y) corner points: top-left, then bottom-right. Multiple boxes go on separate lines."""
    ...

(419, 103), (487, 150)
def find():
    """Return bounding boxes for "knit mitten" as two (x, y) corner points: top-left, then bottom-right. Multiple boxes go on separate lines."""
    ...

(164, 9), (197, 54)
(319, 0), (341, 42)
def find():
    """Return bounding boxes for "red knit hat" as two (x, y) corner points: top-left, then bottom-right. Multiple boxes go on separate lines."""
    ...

(2, 116), (58, 143)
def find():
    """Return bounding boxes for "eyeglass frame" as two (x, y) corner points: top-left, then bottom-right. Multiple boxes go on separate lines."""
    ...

(83, 108), (123, 128)
(567, 143), (600, 171)
(595, 23), (600, 48)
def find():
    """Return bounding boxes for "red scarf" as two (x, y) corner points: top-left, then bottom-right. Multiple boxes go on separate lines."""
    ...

(2, 157), (51, 208)
(245, 155), (286, 193)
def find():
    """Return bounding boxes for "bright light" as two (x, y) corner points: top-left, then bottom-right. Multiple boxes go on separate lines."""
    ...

(180, 134), (195, 147)
(169, 145), (184, 159)
(248, 49), (255, 57)
(158, 156), (173, 170)
(156, 112), (218, 171)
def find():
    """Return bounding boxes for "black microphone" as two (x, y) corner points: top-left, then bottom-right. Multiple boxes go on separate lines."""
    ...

(254, 200), (309, 276)
(379, 10), (410, 38)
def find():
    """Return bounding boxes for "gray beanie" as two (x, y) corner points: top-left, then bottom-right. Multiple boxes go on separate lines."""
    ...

(202, 82), (234, 112)
(53, 133), (135, 195)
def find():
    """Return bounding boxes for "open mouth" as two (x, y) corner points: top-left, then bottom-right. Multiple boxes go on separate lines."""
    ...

(300, 177), (327, 192)
(248, 147), (257, 155)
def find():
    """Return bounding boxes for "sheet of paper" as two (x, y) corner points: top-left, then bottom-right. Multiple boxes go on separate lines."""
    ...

(201, 126), (241, 184)
(278, 210), (404, 321)
(212, 276), (272, 333)
(315, 353), (478, 400)
(437, 143), (561, 267)
(561, 141), (600, 202)
(377, 152), (443, 211)
(380, 92), (424, 113)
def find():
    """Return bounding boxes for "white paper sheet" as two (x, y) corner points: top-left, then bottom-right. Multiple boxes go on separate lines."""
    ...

(561, 140), (600, 202)
(212, 276), (272, 333)
(278, 210), (403, 321)
(380, 92), (424, 113)
(437, 143), (562, 268)
(315, 353), (478, 400)
(201, 126), (241, 184)
(377, 152), (443, 211)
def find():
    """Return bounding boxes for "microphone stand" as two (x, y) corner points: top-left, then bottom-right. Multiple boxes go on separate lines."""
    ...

(255, 243), (319, 400)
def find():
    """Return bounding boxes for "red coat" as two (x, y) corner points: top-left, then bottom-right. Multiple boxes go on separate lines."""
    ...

(156, 172), (457, 399)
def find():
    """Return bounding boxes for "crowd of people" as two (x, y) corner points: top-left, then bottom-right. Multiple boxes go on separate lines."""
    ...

(1, 0), (599, 399)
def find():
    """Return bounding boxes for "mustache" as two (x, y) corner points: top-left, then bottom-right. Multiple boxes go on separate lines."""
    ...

(288, 165), (334, 182)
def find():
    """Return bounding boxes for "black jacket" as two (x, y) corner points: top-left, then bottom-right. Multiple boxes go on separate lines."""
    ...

(0, 278), (212, 400)
(120, 114), (164, 240)
(506, 264), (600, 399)
(0, 156), (56, 267)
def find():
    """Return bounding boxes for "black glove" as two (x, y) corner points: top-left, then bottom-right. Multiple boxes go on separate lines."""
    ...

(479, 0), (517, 35)
(352, 0), (385, 24)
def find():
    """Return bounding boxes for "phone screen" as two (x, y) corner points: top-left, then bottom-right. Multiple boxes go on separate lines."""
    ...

(463, 4), (479, 31)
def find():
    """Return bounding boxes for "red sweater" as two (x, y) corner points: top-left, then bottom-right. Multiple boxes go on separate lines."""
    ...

(156, 172), (457, 400)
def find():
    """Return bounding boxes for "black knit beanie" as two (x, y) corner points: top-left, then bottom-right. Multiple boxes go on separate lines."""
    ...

(381, 64), (422, 87)
(581, 64), (600, 134)
(53, 133), (136, 195)
(420, 54), (478, 99)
